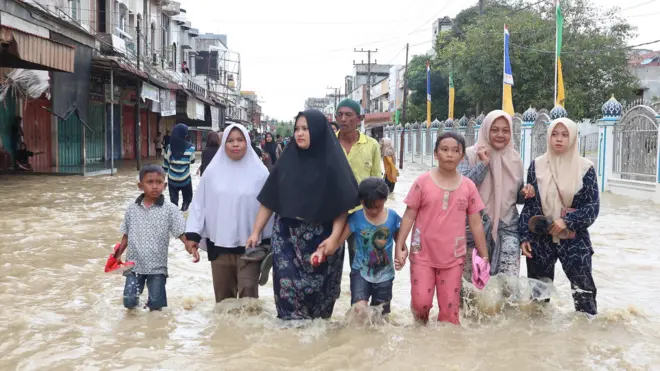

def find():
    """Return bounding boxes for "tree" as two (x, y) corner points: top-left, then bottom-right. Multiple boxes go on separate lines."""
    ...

(275, 122), (293, 138)
(430, 0), (638, 119)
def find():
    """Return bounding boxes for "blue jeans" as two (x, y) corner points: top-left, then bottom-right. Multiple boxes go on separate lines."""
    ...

(349, 269), (393, 314)
(123, 273), (168, 310)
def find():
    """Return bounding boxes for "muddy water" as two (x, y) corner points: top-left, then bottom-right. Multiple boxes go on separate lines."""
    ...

(1, 160), (659, 371)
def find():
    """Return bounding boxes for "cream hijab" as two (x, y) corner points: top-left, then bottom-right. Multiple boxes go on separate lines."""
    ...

(535, 118), (593, 228)
(466, 110), (524, 238)
(186, 124), (273, 248)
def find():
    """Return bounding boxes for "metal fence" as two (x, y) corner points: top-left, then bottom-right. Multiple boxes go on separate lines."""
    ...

(613, 105), (659, 182)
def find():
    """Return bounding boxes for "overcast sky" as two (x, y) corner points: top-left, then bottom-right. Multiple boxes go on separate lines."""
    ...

(180, 0), (660, 121)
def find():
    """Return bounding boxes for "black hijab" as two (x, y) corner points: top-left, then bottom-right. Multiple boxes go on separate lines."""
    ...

(257, 109), (359, 224)
(264, 132), (278, 163)
(170, 123), (189, 159)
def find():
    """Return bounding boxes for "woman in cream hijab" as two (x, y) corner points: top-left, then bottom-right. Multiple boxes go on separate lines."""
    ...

(459, 110), (533, 280)
(518, 118), (599, 315)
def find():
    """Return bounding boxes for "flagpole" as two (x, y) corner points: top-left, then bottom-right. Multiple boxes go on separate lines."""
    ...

(554, 0), (558, 105)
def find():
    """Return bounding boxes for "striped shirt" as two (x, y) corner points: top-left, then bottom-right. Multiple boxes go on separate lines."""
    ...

(163, 144), (196, 187)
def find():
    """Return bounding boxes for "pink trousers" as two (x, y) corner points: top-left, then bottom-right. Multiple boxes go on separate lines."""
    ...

(410, 261), (464, 325)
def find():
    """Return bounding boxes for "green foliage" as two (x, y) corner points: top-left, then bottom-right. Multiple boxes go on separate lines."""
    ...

(275, 122), (294, 138)
(404, 0), (639, 120)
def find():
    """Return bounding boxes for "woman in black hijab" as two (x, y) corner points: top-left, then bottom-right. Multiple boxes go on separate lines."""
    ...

(263, 132), (278, 165)
(246, 109), (359, 320)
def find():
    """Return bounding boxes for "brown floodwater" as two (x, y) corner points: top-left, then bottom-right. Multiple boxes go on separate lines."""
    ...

(0, 160), (658, 371)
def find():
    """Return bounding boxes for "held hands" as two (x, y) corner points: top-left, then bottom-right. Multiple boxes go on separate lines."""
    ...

(394, 244), (408, 270)
(310, 249), (326, 267)
(520, 184), (535, 199)
(477, 145), (490, 165)
(520, 241), (532, 258)
(184, 240), (201, 263)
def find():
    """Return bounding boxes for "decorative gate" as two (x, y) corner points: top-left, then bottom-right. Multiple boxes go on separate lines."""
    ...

(613, 105), (659, 182)
(464, 119), (476, 148)
(512, 113), (522, 152)
(530, 113), (549, 159)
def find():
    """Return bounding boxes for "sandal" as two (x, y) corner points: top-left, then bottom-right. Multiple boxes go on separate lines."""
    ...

(241, 245), (269, 262)
(259, 252), (273, 286)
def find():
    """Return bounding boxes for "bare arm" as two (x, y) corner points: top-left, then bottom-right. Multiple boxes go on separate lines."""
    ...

(115, 234), (128, 258)
(330, 212), (348, 241)
(468, 213), (489, 259)
(251, 204), (274, 237)
(396, 207), (418, 247)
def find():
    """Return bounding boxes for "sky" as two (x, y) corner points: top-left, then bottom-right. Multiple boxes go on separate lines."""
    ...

(180, 0), (660, 121)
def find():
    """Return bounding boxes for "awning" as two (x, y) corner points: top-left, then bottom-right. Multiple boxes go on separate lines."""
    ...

(0, 25), (76, 73)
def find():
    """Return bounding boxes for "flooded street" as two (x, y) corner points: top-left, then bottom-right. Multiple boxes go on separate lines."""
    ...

(1, 160), (659, 371)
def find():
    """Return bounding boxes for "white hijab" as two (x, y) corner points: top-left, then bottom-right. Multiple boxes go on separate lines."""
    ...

(186, 124), (273, 248)
(535, 118), (593, 227)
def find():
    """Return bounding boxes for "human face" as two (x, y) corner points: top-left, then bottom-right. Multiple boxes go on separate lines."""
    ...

(336, 107), (360, 132)
(294, 116), (311, 149)
(363, 199), (386, 220)
(138, 172), (166, 201)
(266, 133), (273, 142)
(489, 117), (511, 150)
(225, 128), (247, 161)
(550, 123), (570, 154)
(435, 137), (463, 171)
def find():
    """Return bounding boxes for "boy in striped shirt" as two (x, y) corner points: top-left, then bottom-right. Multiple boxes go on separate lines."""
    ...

(163, 124), (196, 211)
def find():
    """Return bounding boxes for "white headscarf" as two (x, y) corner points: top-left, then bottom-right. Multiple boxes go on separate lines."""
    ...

(535, 118), (593, 233)
(186, 124), (273, 248)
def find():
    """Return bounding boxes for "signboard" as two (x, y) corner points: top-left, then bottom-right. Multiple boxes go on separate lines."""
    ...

(211, 106), (219, 130)
(141, 82), (160, 102)
(159, 89), (176, 116)
(195, 100), (205, 121)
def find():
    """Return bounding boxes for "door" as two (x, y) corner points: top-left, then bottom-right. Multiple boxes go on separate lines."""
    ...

(58, 113), (83, 167)
(105, 104), (121, 160)
(86, 104), (105, 163)
(140, 110), (148, 158)
(150, 113), (159, 156)
(122, 105), (135, 159)
(22, 99), (52, 171)
(0, 90), (16, 160)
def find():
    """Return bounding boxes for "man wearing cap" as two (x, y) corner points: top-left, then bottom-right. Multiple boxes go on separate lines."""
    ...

(335, 99), (383, 265)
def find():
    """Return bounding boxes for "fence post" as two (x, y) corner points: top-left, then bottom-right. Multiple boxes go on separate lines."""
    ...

(597, 96), (622, 193)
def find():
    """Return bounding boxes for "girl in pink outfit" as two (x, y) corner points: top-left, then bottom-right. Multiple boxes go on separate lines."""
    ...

(396, 132), (489, 325)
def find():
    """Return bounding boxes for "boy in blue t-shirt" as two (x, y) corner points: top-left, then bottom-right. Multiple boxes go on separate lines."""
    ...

(315, 177), (404, 316)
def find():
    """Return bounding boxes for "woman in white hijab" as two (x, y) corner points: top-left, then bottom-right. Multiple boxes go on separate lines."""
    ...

(518, 118), (600, 315)
(184, 124), (274, 303)
(458, 110), (533, 280)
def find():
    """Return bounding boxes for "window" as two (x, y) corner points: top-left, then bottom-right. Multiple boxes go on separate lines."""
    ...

(68, 0), (81, 21)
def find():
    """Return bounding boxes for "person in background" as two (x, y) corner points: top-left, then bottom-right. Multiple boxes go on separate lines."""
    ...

(163, 130), (171, 150)
(396, 132), (489, 325)
(329, 122), (339, 133)
(275, 134), (284, 158)
(163, 124), (196, 212)
(381, 138), (398, 193)
(335, 98), (382, 266)
(114, 164), (198, 311)
(0, 138), (11, 170)
(154, 132), (163, 157)
(247, 109), (359, 320)
(519, 118), (600, 315)
(199, 131), (220, 176)
(181, 61), (190, 74)
(15, 142), (43, 171)
(261, 152), (274, 172)
(263, 132), (279, 165)
(185, 125), (273, 303)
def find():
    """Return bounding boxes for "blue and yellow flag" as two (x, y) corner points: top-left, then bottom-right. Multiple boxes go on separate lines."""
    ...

(502, 25), (514, 116)
(426, 60), (431, 128)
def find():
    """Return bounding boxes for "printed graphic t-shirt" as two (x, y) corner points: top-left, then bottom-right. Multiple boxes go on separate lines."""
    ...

(348, 208), (402, 283)
(404, 172), (484, 269)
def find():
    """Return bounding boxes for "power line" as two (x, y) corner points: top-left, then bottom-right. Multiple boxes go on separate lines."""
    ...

(621, 0), (658, 12)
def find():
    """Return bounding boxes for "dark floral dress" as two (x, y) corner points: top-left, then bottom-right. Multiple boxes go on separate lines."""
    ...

(271, 215), (344, 320)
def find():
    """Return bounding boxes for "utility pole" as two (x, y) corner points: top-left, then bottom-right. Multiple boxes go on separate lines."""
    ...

(479, 0), (485, 15)
(399, 43), (409, 170)
(326, 86), (341, 113)
(354, 48), (377, 114)
(135, 21), (142, 170)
